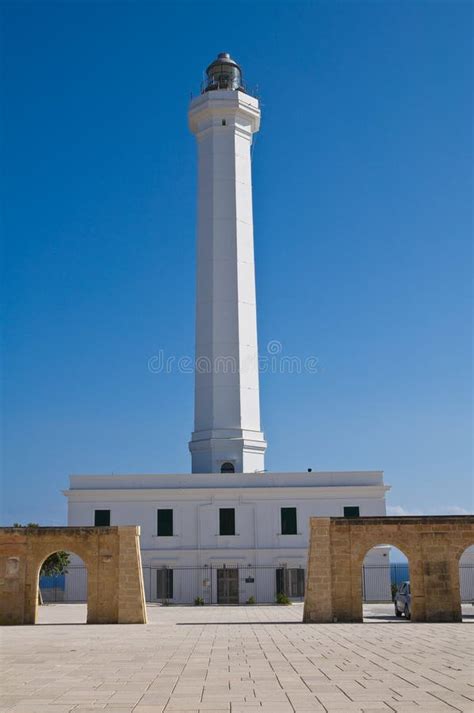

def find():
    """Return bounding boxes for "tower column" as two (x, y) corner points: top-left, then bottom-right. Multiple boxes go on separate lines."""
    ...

(188, 54), (266, 473)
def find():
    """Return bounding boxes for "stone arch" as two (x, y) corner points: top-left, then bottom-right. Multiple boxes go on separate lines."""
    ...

(355, 538), (415, 572)
(438, 536), (474, 620)
(36, 548), (88, 615)
(24, 531), (117, 625)
(348, 533), (420, 622)
(454, 541), (474, 564)
(34, 545), (93, 581)
(304, 516), (474, 624)
(457, 543), (474, 610)
(360, 543), (410, 617)
(0, 526), (147, 625)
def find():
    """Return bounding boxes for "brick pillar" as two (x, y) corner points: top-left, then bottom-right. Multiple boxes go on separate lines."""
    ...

(303, 518), (334, 623)
(86, 529), (119, 624)
(117, 526), (147, 624)
(420, 530), (462, 622)
(331, 520), (359, 622)
(0, 533), (28, 625)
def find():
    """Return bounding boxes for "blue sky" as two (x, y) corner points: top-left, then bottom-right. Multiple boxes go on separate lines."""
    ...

(1, 1), (472, 526)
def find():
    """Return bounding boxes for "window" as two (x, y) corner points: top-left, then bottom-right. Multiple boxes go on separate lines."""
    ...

(157, 509), (173, 536)
(94, 509), (110, 526)
(219, 508), (235, 536)
(276, 568), (305, 597)
(221, 462), (235, 473)
(222, 119), (226, 126)
(156, 569), (173, 599)
(343, 506), (360, 518)
(281, 507), (297, 535)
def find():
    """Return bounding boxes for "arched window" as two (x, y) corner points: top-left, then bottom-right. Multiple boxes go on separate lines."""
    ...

(220, 462), (235, 474)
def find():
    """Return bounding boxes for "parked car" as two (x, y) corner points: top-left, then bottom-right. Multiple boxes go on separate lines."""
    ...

(394, 581), (411, 619)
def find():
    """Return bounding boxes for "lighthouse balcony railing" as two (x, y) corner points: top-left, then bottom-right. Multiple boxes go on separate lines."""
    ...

(191, 83), (260, 101)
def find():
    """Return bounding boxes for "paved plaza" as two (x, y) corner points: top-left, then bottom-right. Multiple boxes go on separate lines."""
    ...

(1, 604), (473, 713)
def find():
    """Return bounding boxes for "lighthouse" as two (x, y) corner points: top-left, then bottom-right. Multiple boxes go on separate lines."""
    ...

(188, 53), (267, 474)
(66, 52), (390, 601)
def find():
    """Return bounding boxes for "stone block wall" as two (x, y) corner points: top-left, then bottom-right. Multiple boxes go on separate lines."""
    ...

(0, 526), (147, 625)
(303, 516), (474, 623)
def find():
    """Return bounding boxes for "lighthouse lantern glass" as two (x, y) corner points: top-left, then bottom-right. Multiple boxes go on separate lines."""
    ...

(205, 60), (242, 92)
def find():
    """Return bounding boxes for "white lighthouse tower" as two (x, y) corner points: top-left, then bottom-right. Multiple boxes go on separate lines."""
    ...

(188, 53), (267, 474)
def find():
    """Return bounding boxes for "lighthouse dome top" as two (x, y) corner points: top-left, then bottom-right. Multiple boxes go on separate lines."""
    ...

(204, 52), (243, 93)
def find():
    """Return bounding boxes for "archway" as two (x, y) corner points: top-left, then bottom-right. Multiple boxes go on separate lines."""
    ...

(362, 544), (410, 621)
(36, 550), (88, 624)
(304, 516), (474, 623)
(0, 526), (147, 625)
(458, 545), (474, 621)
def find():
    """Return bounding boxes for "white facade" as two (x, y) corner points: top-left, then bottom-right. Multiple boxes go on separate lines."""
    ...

(65, 471), (390, 602)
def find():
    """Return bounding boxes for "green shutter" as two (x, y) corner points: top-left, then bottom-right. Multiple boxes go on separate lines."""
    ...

(281, 507), (297, 535)
(343, 506), (360, 518)
(219, 508), (235, 535)
(157, 509), (173, 536)
(94, 510), (110, 526)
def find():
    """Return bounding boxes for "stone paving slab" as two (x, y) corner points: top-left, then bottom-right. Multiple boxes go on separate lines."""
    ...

(0, 604), (473, 712)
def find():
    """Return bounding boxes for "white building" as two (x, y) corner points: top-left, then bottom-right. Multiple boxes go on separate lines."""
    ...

(66, 471), (389, 603)
(65, 53), (391, 604)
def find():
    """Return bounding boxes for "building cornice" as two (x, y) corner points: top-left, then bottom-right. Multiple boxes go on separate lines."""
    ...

(63, 484), (390, 501)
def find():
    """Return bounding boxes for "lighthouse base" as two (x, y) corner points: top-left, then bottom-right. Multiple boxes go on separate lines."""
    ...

(189, 429), (267, 474)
